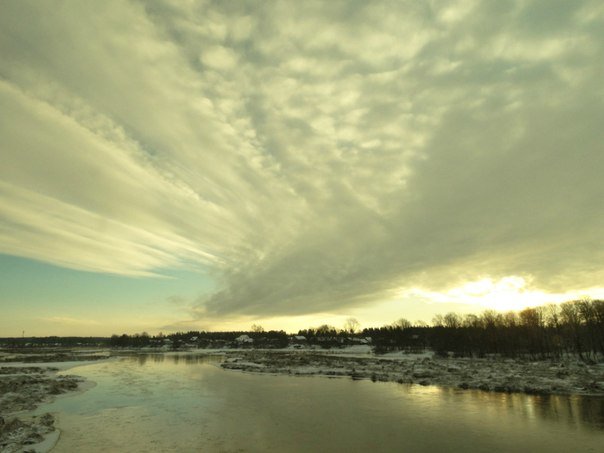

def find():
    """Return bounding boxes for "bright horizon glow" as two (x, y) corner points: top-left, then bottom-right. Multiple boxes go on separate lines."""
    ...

(405, 277), (604, 313)
(3, 278), (604, 337)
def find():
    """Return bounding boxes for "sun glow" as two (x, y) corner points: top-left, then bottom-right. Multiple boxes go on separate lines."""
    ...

(406, 276), (604, 313)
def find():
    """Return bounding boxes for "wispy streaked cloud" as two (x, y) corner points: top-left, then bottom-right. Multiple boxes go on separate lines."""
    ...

(1, 0), (603, 323)
(42, 316), (101, 326)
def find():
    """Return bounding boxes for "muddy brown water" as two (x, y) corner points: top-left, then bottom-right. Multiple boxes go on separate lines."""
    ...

(38, 353), (604, 452)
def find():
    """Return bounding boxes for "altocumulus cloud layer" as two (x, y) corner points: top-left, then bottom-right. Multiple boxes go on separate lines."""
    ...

(1, 0), (603, 317)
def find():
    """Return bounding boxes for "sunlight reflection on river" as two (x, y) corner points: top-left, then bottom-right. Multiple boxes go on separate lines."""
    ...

(40, 353), (604, 452)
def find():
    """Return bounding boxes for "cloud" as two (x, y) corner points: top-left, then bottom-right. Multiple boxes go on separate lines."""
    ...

(1, 0), (603, 320)
(42, 316), (101, 326)
(200, 45), (239, 70)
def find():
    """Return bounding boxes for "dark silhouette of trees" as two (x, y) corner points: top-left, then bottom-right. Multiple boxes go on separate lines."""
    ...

(366, 299), (603, 361)
(101, 299), (601, 361)
(104, 329), (289, 349)
(8, 299), (600, 363)
(251, 324), (265, 333)
(0, 336), (109, 348)
(343, 318), (360, 334)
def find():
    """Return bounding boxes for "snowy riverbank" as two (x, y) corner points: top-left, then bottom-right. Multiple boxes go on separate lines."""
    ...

(221, 349), (604, 396)
(0, 366), (87, 452)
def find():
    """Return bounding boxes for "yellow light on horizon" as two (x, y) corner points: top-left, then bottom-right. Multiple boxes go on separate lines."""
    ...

(405, 276), (604, 313)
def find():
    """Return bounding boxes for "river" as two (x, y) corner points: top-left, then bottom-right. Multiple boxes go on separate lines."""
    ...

(39, 353), (604, 452)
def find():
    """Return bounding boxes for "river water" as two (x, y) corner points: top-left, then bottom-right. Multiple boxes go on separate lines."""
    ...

(39, 353), (604, 452)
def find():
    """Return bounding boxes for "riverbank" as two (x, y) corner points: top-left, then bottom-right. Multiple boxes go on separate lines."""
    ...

(0, 365), (88, 452)
(221, 349), (604, 396)
(0, 348), (110, 364)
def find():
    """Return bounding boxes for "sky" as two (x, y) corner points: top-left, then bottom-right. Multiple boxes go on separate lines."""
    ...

(1, 0), (603, 336)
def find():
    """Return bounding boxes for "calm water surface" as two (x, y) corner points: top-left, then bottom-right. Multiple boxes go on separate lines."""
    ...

(40, 354), (604, 452)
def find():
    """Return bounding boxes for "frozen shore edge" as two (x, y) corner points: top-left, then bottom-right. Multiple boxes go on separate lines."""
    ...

(219, 349), (604, 396)
(0, 362), (99, 453)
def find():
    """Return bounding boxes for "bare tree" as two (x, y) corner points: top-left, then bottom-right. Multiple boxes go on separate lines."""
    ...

(251, 324), (265, 333)
(443, 312), (462, 329)
(392, 318), (412, 329)
(432, 314), (444, 327)
(316, 324), (337, 335)
(343, 317), (360, 334)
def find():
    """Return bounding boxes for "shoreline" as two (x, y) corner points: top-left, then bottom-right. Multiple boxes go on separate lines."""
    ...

(0, 360), (100, 453)
(1, 348), (602, 451)
(219, 349), (604, 397)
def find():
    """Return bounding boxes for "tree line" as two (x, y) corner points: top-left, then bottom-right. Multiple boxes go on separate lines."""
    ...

(0, 336), (109, 348)
(364, 299), (604, 361)
(3, 299), (602, 362)
(108, 329), (289, 349)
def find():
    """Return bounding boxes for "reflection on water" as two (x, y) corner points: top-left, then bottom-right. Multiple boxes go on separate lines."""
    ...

(409, 384), (604, 431)
(532, 393), (604, 430)
(127, 353), (223, 367)
(40, 353), (604, 452)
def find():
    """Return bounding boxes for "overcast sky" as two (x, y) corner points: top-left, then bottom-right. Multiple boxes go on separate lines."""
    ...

(1, 0), (603, 335)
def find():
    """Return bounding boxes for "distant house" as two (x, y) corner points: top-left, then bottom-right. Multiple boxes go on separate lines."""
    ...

(158, 338), (173, 350)
(235, 334), (254, 344)
(291, 335), (308, 348)
(183, 336), (198, 348)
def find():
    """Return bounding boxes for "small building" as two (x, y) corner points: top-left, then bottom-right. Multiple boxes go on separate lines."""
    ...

(235, 334), (254, 344)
